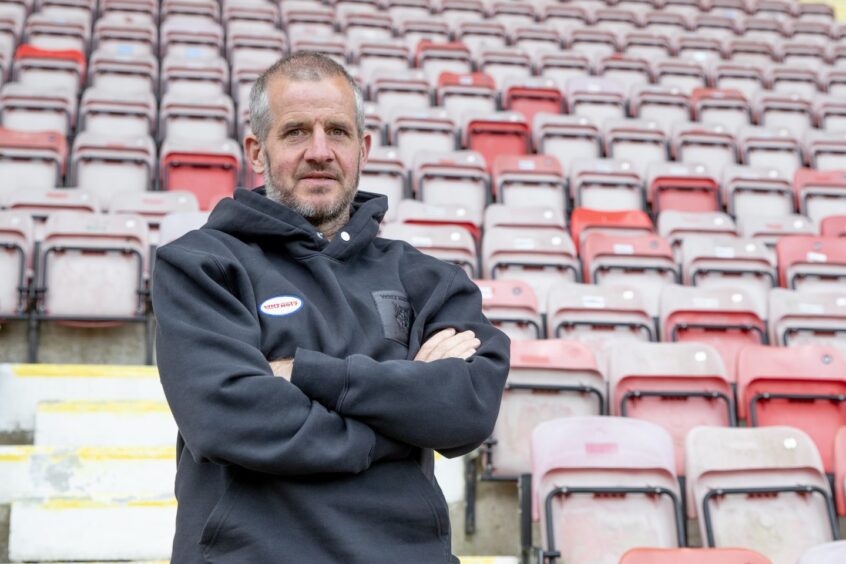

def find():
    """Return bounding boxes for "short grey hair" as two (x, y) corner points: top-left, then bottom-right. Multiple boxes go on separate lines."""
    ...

(249, 51), (365, 142)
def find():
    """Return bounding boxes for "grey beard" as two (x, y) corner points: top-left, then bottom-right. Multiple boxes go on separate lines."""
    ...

(264, 166), (360, 226)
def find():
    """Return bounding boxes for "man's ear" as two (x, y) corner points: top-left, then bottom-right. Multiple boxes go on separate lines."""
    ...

(360, 131), (372, 166)
(244, 133), (266, 174)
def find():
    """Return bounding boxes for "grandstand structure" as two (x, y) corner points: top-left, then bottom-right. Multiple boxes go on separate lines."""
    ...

(1, 0), (846, 561)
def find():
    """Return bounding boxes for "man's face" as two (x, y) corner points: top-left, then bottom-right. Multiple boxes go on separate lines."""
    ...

(250, 75), (371, 224)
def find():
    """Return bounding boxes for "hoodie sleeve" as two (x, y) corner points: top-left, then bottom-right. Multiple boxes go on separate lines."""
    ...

(153, 242), (409, 475)
(291, 266), (510, 458)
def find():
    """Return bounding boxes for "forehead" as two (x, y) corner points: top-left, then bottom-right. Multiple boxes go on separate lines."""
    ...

(266, 75), (357, 126)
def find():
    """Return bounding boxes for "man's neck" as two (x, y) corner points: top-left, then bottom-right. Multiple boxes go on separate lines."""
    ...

(312, 209), (351, 241)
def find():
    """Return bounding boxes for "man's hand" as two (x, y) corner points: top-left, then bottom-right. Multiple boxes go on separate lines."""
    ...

(414, 328), (480, 362)
(269, 358), (294, 381)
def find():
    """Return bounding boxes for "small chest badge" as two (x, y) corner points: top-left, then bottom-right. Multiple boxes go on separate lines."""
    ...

(259, 296), (303, 317)
(372, 290), (412, 346)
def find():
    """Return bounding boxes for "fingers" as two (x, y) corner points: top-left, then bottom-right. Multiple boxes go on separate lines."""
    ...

(414, 328), (456, 361)
(442, 334), (480, 359)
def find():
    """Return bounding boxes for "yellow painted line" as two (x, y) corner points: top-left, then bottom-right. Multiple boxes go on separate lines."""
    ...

(12, 364), (158, 379)
(460, 558), (518, 564)
(76, 447), (175, 461)
(435, 451), (443, 461)
(39, 498), (177, 510)
(38, 401), (171, 414)
(0, 446), (54, 461)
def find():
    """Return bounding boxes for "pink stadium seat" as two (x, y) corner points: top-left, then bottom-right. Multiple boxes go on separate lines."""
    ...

(0, 82), (76, 136)
(486, 340), (605, 478)
(436, 71), (497, 124)
(80, 87), (157, 137)
(672, 121), (738, 171)
(6, 189), (99, 241)
(501, 77), (563, 127)
(693, 12), (738, 39)
(288, 33), (346, 65)
(823, 68), (846, 98)
(70, 132), (156, 202)
(223, 0), (280, 26)
(359, 147), (405, 222)
(547, 282), (655, 344)
(685, 425), (837, 564)
(532, 416), (684, 564)
(820, 215), (846, 237)
(642, 11), (688, 35)
(836, 428), (846, 516)
(225, 21), (286, 70)
(721, 165), (795, 220)
(473, 278), (542, 340)
(569, 208), (654, 253)
(691, 88), (750, 133)
(481, 226), (578, 312)
(384, 0), (430, 22)
(782, 40), (827, 71)
(581, 232), (677, 317)
(621, 547), (771, 563)
(646, 162), (721, 213)
(13, 44), (86, 95)
(603, 118), (668, 180)
(439, 0), (485, 26)
(0, 128), (67, 191)
(768, 288), (846, 350)
(736, 344), (846, 473)
(742, 16), (784, 43)
(569, 158), (643, 211)
(797, 540), (846, 564)
(398, 18), (450, 51)
(381, 222), (477, 277)
(652, 59), (708, 95)
(462, 111), (530, 170)
(628, 85), (691, 133)
(394, 199), (482, 242)
(412, 150), (488, 216)
(415, 40), (473, 86)
(533, 114), (601, 171)
(609, 341), (733, 474)
(388, 108), (456, 168)
(737, 126), (803, 182)
(491, 154), (565, 211)
(594, 6), (640, 33)
(793, 169), (846, 225)
(370, 70), (431, 114)
(776, 235), (846, 291)
(0, 210), (33, 318)
(94, 12), (157, 55)
(159, 137), (242, 211)
(565, 76), (627, 125)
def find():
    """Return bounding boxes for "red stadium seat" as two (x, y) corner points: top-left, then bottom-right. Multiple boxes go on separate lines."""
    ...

(491, 154), (565, 211)
(501, 77), (563, 127)
(620, 547), (772, 564)
(532, 416), (684, 564)
(646, 162), (721, 213)
(569, 208), (654, 253)
(0, 128), (67, 192)
(836, 428), (846, 516)
(776, 236), (846, 291)
(821, 215), (846, 237)
(736, 344), (846, 473)
(473, 278), (542, 341)
(462, 111), (530, 171)
(159, 137), (242, 211)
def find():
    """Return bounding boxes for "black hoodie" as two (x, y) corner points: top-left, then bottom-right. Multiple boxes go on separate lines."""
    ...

(152, 188), (510, 563)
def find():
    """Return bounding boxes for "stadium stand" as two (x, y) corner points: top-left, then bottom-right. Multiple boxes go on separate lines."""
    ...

(2, 0), (846, 560)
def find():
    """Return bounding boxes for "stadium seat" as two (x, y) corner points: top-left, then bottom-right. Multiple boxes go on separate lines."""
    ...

(595, 54), (651, 93)
(490, 1), (534, 29)
(724, 37), (778, 67)
(288, 32), (346, 64)
(653, 59), (708, 95)
(436, 72), (497, 126)
(769, 64), (820, 98)
(677, 36), (723, 67)
(628, 85), (692, 135)
(160, 53), (228, 98)
(736, 344), (846, 473)
(594, 6), (640, 33)
(0, 128), (67, 191)
(569, 158), (644, 211)
(737, 126), (803, 182)
(381, 222), (477, 276)
(398, 18), (451, 52)
(820, 215), (846, 237)
(768, 288), (846, 352)
(686, 425), (837, 564)
(501, 77), (563, 127)
(533, 113), (601, 172)
(646, 162), (721, 213)
(412, 150), (488, 216)
(340, 12), (393, 43)
(69, 132), (156, 202)
(485, 339), (605, 479)
(567, 29), (618, 61)
(359, 146), (405, 222)
(569, 208), (654, 253)
(823, 67), (846, 98)
(804, 130), (846, 171)
(484, 204), (566, 233)
(5, 189), (100, 238)
(455, 21), (507, 52)
(814, 95), (846, 133)
(754, 91), (814, 140)
(793, 169), (846, 225)
(658, 211), (737, 257)
(370, 70), (431, 115)
(711, 61), (767, 101)
(532, 416), (684, 564)
(620, 547), (772, 563)
(388, 107), (456, 169)
(609, 341), (733, 473)
(510, 24), (561, 53)
(481, 226), (578, 312)
(565, 76), (627, 125)
(776, 235), (846, 291)
(79, 87), (157, 137)
(672, 121), (738, 171)
(546, 282), (655, 344)
(836, 427), (846, 516)
(796, 540), (846, 564)
(721, 164), (794, 220)
(415, 40), (473, 86)
(476, 48), (531, 89)
(473, 278), (543, 341)
(691, 88), (751, 134)
(543, 3), (590, 37)
(582, 231), (677, 317)
(439, 0), (485, 26)
(159, 137), (242, 211)
(13, 45), (86, 95)
(0, 210), (33, 318)
(108, 191), (199, 245)
(491, 154), (565, 210)
(621, 31), (674, 61)
(737, 215), (817, 259)
(461, 111), (530, 170)
(160, 15), (223, 59)
(394, 199), (482, 242)
(537, 51), (592, 88)
(158, 92), (234, 142)
(603, 118), (668, 179)
(88, 44), (159, 95)
(0, 81), (76, 136)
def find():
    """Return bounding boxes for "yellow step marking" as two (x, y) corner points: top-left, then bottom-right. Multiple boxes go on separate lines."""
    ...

(12, 364), (158, 379)
(39, 498), (177, 511)
(38, 401), (171, 414)
(0, 446), (54, 461)
(76, 447), (175, 461)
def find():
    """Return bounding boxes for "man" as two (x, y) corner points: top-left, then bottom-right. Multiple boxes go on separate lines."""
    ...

(153, 51), (510, 563)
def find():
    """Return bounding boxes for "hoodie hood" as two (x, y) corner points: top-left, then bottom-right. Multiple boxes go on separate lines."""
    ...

(203, 187), (389, 260)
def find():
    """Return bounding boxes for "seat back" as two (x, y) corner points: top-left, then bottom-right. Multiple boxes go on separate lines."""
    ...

(473, 278), (542, 340)
(796, 540), (846, 564)
(0, 210), (34, 316)
(620, 547), (772, 564)
(776, 236), (846, 292)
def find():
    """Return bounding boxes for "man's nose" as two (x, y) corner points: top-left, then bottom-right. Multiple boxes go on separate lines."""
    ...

(304, 128), (333, 163)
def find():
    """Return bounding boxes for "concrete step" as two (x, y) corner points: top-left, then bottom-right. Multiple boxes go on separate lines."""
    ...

(0, 364), (165, 434)
(34, 401), (177, 447)
(9, 497), (175, 562)
(459, 558), (520, 563)
(0, 446), (175, 503)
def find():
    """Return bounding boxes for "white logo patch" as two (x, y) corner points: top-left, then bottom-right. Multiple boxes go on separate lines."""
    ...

(260, 296), (303, 317)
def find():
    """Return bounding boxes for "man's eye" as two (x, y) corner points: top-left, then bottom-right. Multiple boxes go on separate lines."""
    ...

(329, 128), (348, 136)
(286, 129), (304, 137)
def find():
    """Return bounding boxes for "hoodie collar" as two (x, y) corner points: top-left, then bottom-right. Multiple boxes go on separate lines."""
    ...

(204, 187), (388, 261)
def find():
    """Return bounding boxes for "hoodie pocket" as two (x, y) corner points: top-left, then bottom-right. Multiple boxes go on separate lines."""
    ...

(406, 463), (450, 540)
(200, 476), (242, 557)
